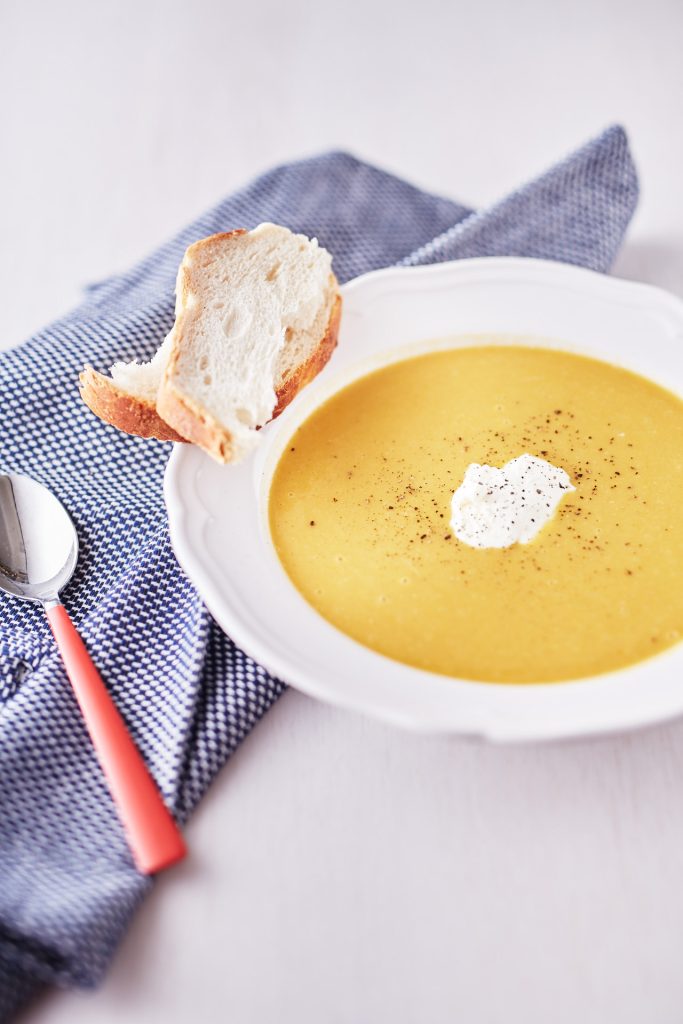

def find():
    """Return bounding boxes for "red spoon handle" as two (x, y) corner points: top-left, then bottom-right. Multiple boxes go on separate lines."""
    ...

(45, 602), (187, 874)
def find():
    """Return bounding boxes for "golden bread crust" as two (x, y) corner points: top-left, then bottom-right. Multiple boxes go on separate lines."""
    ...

(78, 365), (186, 442)
(272, 292), (342, 419)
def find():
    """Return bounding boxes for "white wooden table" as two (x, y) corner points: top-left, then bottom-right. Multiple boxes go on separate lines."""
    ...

(5, 0), (683, 1020)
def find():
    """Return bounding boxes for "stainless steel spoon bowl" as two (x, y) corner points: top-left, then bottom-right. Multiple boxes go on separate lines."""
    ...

(0, 473), (78, 604)
(0, 472), (186, 874)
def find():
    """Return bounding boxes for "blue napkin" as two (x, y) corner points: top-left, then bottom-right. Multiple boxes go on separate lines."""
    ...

(0, 125), (638, 1021)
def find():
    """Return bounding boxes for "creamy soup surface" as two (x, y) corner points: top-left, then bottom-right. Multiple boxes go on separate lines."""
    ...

(269, 345), (683, 683)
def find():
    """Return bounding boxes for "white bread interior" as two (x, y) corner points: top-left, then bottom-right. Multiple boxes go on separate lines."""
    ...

(109, 331), (175, 404)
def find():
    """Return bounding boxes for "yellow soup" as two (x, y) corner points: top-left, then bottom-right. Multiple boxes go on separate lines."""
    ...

(269, 346), (683, 683)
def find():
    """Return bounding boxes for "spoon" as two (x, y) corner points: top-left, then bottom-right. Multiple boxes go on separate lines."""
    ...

(0, 472), (186, 874)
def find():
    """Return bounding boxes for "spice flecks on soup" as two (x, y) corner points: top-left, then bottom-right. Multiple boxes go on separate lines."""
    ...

(269, 345), (683, 683)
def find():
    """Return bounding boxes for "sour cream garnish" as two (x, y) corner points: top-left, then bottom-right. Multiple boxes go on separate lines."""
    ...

(450, 453), (575, 549)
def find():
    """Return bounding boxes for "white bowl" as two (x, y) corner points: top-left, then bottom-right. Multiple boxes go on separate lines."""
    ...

(164, 257), (683, 742)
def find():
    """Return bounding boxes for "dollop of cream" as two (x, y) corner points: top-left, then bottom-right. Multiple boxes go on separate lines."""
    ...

(450, 453), (575, 549)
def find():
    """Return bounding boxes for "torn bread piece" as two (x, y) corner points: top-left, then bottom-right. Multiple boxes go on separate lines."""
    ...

(80, 332), (183, 442)
(79, 224), (341, 461)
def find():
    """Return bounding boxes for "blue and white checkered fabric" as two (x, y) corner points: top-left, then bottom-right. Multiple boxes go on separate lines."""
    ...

(0, 125), (638, 1021)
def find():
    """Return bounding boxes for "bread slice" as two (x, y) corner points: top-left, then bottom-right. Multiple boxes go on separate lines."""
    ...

(79, 224), (341, 461)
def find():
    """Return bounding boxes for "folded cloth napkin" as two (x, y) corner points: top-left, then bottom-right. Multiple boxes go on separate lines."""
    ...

(0, 125), (638, 1021)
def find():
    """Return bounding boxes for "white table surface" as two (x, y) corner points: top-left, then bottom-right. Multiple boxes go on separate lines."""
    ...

(5, 0), (683, 1021)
